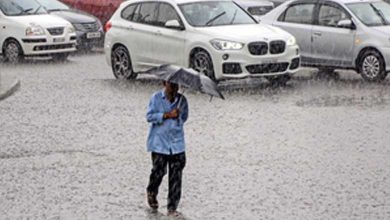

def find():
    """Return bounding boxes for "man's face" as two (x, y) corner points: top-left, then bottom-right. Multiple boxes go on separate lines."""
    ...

(164, 82), (179, 96)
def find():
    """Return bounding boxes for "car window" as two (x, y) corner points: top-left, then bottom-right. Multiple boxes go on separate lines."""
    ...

(121, 3), (138, 21)
(35, 0), (69, 11)
(318, 4), (349, 27)
(156, 3), (181, 27)
(0, 0), (47, 16)
(132, 2), (158, 25)
(179, 1), (256, 27)
(279, 3), (315, 24)
(347, 1), (390, 27)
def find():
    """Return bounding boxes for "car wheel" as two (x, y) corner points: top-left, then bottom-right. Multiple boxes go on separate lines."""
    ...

(190, 50), (216, 81)
(111, 45), (137, 80)
(358, 50), (387, 82)
(52, 53), (69, 62)
(3, 39), (23, 63)
(265, 74), (291, 86)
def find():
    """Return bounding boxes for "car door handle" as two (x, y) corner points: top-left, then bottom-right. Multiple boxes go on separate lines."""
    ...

(127, 25), (134, 30)
(155, 30), (162, 36)
(313, 32), (322, 36)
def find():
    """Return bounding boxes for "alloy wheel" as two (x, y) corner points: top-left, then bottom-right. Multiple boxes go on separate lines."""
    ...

(362, 55), (380, 79)
(5, 41), (21, 63)
(112, 46), (134, 79)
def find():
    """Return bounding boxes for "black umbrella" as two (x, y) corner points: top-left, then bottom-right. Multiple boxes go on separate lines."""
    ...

(146, 64), (225, 100)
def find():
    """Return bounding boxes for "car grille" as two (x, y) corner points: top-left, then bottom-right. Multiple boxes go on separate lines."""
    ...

(73, 22), (100, 32)
(33, 43), (74, 51)
(270, 41), (286, 54)
(246, 62), (289, 74)
(247, 6), (273, 16)
(248, 42), (268, 55)
(47, 27), (64, 36)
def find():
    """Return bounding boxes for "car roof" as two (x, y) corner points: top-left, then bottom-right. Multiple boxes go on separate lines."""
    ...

(125, 0), (234, 5)
(329, 0), (382, 4)
(234, 0), (274, 7)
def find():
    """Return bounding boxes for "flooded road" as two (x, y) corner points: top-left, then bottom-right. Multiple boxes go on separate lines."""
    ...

(1, 53), (389, 219)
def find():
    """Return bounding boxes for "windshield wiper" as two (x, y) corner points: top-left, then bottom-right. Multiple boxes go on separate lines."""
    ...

(33, 5), (42, 14)
(18, 8), (33, 15)
(370, 4), (389, 25)
(205, 11), (226, 26)
(230, 9), (237, 24)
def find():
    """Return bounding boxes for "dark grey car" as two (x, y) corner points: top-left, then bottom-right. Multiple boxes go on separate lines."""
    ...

(36, 0), (104, 50)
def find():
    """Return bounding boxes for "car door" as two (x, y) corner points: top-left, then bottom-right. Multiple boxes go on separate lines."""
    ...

(121, 2), (158, 71)
(151, 2), (186, 66)
(311, 2), (355, 67)
(272, 2), (316, 64)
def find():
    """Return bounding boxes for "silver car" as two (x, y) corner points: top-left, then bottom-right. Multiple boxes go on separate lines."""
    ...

(261, 0), (390, 81)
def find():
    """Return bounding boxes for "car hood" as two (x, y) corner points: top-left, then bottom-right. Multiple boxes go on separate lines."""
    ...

(197, 24), (291, 43)
(10, 14), (70, 28)
(49, 10), (97, 24)
(371, 26), (390, 35)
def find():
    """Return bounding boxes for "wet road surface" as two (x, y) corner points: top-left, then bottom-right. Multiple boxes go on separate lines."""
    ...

(1, 54), (390, 219)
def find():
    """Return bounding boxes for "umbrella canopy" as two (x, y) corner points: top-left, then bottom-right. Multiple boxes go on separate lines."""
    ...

(146, 64), (225, 100)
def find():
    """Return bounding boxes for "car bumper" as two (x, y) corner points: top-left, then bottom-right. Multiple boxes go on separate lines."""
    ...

(21, 34), (77, 55)
(75, 30), (104, 49)
(380, 47), (390, 72)
(211, 44), (300, 80)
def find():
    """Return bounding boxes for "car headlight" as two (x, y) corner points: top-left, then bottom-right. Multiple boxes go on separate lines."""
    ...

(26, 24), (45, 36)
(287, 36), (296, 46)
(210, 39), (244, 50)
(72, 23), (84, 31)
(67, 25), (76, 33)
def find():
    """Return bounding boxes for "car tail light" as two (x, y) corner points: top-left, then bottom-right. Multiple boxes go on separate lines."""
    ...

(104, 22), (112, 32)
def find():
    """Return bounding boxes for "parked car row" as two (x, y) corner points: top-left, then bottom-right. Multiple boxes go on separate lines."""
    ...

(0, 0), (103, 63)
(59, 0), (279, 27)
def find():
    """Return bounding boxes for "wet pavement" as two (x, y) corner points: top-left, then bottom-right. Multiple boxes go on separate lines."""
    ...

(1, 53), (390, 219)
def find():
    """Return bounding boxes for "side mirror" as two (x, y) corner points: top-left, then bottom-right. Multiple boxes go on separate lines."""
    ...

(337, 19), (355, 29)
(165, 20), (184, 30)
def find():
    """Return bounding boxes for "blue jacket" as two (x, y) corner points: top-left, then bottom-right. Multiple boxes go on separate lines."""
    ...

(146, 90), (188, 155)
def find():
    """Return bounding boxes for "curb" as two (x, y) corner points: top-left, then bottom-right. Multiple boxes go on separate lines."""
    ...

(0, 77), (21, 101)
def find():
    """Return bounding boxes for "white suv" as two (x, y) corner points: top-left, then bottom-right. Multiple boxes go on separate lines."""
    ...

(0, 0), (77, 62)
(104, 0), (300, 83)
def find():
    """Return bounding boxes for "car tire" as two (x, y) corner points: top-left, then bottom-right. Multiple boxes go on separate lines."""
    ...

(111, 45), (137, 80)
(52, 53), (69, 62)
(3, 39), (23, 63)
(358, 50), (387, 82)
(190, 50), (216, 81)
(265, 74), (291, 86)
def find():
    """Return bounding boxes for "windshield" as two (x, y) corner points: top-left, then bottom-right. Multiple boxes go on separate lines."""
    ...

(179, 1), (256, 27)
(347, 1), (390, 26)
(35, 0), (69, 11)
(0, 0), (47, 16)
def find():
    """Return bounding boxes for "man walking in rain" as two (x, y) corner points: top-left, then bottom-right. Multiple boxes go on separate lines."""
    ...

(146, 81), (188, 217)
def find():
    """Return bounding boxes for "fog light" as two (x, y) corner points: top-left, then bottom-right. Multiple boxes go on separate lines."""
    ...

(222, 54), (229, 60)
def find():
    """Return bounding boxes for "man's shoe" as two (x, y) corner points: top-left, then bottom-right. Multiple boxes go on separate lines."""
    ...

(147, 192), (159, 209)
(167, 210), (182, 217)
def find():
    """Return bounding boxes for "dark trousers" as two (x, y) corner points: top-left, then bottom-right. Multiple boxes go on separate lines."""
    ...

(147, 152), (186, 211)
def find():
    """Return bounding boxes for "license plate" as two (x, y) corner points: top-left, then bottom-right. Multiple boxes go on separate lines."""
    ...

(53, 37), (65, 43)
(261, 59), (278, 64)
(86, 32), (101, 39)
